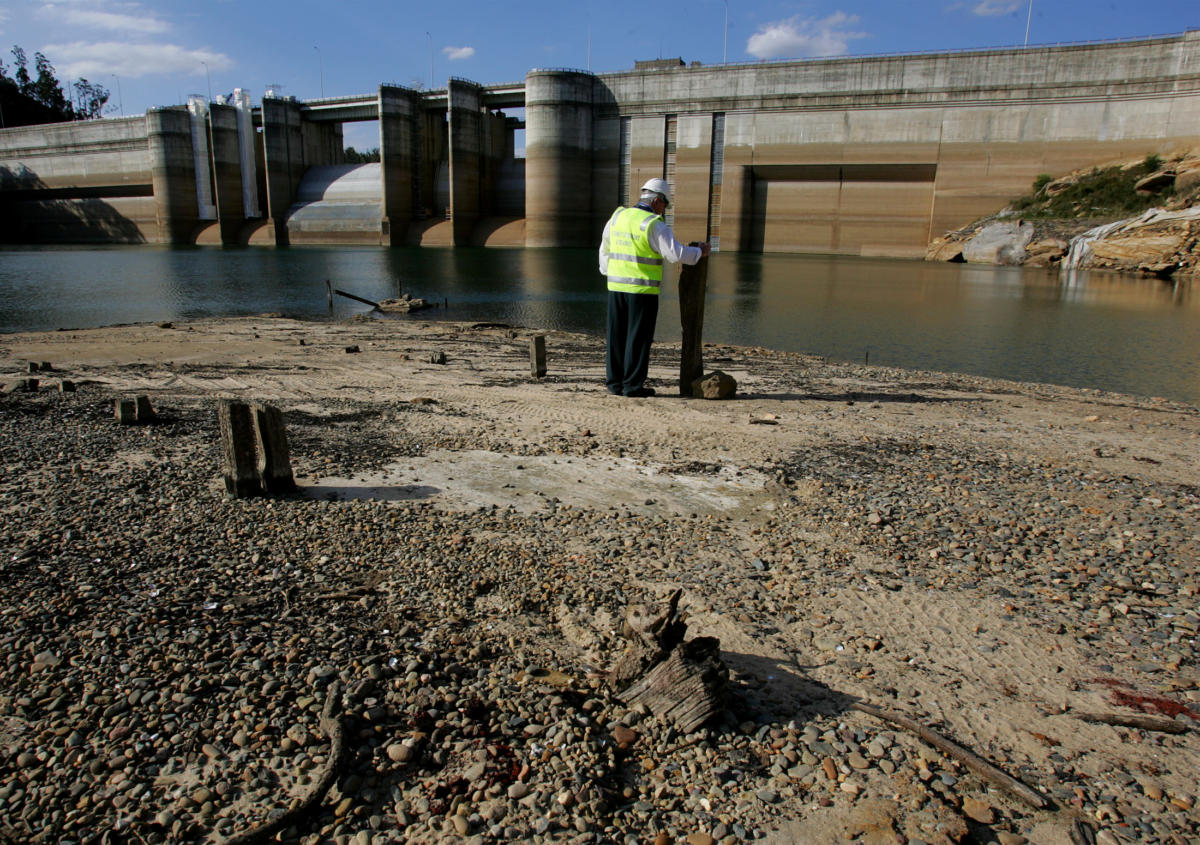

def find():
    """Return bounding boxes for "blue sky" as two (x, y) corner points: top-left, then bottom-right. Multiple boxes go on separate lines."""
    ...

(1, 0), (1196, 150)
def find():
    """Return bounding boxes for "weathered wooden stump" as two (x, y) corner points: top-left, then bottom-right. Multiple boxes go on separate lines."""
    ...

(609, 588), (728, 733)
(529, 335), (547, 379)
(678, 251), (708, 396)
(218, 399), (295, 498)
(252, 402), (296, 495)
(115, 394), (155, 424)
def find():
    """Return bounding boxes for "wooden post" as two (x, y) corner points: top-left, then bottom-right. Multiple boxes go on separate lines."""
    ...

(218, 399), (263, 498)
(529, 334), (546, 379)
(252, 401), (296, 494)
(134, 395), (155, 422)
(218, 399), (295, 498)
(678, 249), (708, 396)
(115, 395), (155, 424)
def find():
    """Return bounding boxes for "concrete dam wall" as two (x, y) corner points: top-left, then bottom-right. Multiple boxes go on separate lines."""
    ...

(2, 30), (1198, 255)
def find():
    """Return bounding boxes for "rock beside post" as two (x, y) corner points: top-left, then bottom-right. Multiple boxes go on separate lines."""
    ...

(691, 371), (737, 400)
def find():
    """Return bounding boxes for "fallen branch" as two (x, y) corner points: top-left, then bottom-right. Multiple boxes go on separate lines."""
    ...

(851, 700), (1050, 810)
(220, 683), (347, 845)
(334, 289), (380, 309)
(1071, 710), (1188, 734)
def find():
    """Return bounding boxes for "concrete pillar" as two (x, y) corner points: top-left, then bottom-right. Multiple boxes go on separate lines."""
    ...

(232, 89), (261, 219)
(378, 84), (420, 245)
(146, 107), (200, 245)
(303, 122), (342, 167)
(672, 114), (713, 246)
(524, 70), (594, 247)
(260, 97), (305, 245)
(447, 78), (483, 246)
(208, 103), (245, 245)
(423, 109), (446, 217)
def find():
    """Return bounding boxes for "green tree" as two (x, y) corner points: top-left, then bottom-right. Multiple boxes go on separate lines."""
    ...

(32, 52), (73, 116)
(11, 46), (31, 93)
(0, 45), (109, 123)
(344, 146), (381, 163)
(73, 78), (109, 119)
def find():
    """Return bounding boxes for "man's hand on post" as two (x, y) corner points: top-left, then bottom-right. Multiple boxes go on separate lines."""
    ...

(699, 242), (711, 258)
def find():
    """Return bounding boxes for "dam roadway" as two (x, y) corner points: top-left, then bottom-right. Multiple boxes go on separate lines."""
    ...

(1, 30), (1198, 257)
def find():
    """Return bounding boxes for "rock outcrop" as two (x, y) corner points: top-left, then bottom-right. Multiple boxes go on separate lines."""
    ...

(927, 148), (1200, 278)
(1062, 207), (1200, 277)
(961, 221), (1035, 265)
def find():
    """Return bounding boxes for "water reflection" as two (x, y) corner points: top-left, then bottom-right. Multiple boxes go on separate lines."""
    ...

(0, 244), (1195, 404)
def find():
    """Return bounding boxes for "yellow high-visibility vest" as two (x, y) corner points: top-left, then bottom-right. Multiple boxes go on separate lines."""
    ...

(604, 207), (664, 295)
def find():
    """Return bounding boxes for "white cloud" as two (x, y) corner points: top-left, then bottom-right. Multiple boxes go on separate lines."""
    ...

(42, 41), (233, 78)
(972, 0), (1023, 15)
(39, 2), (169, 34)
(45, 7), (168, 34)
(746, 12), (868, 60)
(442, 46), (475, 61)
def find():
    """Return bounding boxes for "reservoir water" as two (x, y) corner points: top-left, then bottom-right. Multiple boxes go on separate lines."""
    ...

(1, 244), (1197, 404)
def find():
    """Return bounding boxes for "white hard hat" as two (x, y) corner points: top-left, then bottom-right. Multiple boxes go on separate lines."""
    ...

(640, 177), (671, 205)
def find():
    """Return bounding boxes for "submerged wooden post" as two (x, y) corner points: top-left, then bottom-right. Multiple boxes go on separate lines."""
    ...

(529, 334), (547, 379)
(678, 249), (708, 396)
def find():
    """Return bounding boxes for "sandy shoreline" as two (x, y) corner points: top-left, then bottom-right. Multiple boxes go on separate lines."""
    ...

(1, 316), (1198, 844)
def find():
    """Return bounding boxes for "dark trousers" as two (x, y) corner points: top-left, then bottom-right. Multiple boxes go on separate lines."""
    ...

(606, 290), (659, 395)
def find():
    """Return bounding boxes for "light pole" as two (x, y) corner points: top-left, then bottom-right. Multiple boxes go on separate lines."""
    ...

(426, 32), (433, 90)
(200, 60), (212, 101)
(1024, 0), (1033, 47)
(722, 0), (728, 64)
(314, 45), (324, 97)
(112, 74), (123, 116)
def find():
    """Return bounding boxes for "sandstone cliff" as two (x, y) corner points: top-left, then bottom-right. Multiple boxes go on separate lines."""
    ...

(927, 150), (1200, 278)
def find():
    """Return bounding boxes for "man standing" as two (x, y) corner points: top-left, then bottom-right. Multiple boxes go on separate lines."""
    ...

(599, 178), (710, 397)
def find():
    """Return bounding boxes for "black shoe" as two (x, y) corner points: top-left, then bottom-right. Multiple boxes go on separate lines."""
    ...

(624, 387), (656, 398)
(606, 386), (621, 395)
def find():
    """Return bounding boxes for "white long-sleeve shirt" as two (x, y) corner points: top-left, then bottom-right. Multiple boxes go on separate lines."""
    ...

(598, 206), (704, 277)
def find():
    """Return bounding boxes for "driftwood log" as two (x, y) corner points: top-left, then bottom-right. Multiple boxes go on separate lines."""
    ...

(609, 589), (728, 733)
(221, 684), (346, 845)
(1071, 710), (1189, 734)
(851, 701), (1050, 810)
